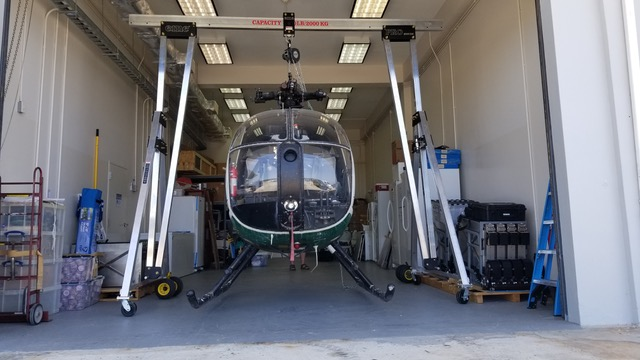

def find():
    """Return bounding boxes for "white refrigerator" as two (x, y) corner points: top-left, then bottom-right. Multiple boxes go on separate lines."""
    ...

(169, 196), (205, 270)
(391, 170), (413, 268)
(374, 184), (391, 262)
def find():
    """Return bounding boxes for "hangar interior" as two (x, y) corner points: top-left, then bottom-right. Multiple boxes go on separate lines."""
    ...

(1, 0), (640, 349)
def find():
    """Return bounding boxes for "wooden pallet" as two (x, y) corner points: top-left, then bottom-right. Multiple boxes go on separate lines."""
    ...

(99, 284), (154, 302)
(420, 274), (528, 303)
(468, 289), (529, 304)
(421, 274), (460, 295)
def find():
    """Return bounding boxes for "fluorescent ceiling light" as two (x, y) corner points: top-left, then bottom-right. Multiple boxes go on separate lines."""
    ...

(199, 43), (232, 64)
(225, 98), (247, 110)
(351, 0), (389, 18)
(327, 98), (348, 110)
(325, 113), (342, 122)
(338, 43), (370, 64)
(220, 88), (242, 94)
(177, 0), (217, 16)
(331, 87), (353, 93)
(232, 113), (250, 123)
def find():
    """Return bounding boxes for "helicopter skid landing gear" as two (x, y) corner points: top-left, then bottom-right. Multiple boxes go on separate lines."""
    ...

(328, 240), (395, 302)
(187, 245), (259, 309)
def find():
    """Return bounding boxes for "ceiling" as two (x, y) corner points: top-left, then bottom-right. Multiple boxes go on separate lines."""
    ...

(131, 0), (451, 137)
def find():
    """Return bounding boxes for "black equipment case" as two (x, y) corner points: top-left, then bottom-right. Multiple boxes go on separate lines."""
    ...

(465, 202), (526, 222)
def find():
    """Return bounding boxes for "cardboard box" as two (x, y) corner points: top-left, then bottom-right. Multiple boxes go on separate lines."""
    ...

(206, 182), (226, 203)
(349, 198), (369, 231)
(215, 163), (227, 175)
(392, 140), (414, 164)
(178, 150), (216, 175)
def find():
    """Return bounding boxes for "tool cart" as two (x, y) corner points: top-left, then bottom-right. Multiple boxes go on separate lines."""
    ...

(0, 167), (48, 325)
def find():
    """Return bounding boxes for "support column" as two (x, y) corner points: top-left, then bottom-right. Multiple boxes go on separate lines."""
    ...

(540, 0), (640, 325)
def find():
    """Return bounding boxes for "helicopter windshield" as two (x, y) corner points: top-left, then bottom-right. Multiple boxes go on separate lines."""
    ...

(227, 109), (353, 233)
(243, 151), (337, 192)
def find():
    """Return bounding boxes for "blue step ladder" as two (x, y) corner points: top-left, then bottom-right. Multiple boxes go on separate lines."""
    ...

(527, 183), (562, 316)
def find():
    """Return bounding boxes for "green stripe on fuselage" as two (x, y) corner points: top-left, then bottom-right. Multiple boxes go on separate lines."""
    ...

(231, 214), (352, 253)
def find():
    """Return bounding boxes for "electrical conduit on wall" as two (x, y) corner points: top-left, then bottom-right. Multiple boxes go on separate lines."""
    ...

(428, 32), (446, 144)
(35, 10), (59, 174)
(449, 42), (458, 147)
(34, 9), (65, 197)
(55, 17), (69, 198)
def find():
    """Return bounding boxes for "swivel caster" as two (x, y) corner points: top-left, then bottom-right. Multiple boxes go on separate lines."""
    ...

(456, 289), (469, 304)
(121, 300), (137, 317)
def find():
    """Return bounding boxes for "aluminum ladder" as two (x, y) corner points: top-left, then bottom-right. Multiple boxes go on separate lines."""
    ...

(527, 182), (562, 316)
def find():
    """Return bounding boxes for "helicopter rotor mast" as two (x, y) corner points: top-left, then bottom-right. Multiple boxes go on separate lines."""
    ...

(254, 12), (327, 109)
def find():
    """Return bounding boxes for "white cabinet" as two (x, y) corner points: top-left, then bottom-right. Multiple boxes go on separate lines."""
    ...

(427, 168), (461, 200)
(169, 196), (205, 269)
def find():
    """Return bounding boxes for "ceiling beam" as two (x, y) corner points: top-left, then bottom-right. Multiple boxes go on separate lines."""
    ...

(129, 15), (443, 31)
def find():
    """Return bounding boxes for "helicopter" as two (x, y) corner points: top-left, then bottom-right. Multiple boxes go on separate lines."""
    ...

(186, 44), (395, 309)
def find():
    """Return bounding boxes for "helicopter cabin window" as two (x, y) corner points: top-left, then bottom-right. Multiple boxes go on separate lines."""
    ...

(227, 109), (351, 195)
(291, 116), (340, 144)
(232, 111), (288, 147)
(240, 146), (278, 194)
(302, 147), (338, 191)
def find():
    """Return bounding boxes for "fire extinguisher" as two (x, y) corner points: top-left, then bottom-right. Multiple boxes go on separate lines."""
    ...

(230, 162), (238, 198)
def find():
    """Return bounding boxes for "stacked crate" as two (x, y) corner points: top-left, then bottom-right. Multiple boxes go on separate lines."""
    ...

(0, 199), (65, 314)
(60, 255), (103, 311)
(427, 148), (461, 169)
(432, 199), (471, 273)
(460, 202), (532, 290)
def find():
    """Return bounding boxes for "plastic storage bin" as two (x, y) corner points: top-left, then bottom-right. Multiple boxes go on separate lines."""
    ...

(0, 284), (61, 314)
(60, 275), (103, 311)
(61, 255), (98, 283)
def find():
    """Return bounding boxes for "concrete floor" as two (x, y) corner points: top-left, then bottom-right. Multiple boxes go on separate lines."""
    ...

(1, 257), (636, 358)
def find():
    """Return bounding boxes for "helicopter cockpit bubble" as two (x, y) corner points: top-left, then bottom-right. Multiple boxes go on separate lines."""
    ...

(226, 108), (353, 250)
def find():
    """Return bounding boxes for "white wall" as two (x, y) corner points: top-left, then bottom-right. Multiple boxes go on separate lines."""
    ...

(417, 0), (640, 326)
(428, 0), (547, 211)
(364, 109), (399, 200)
(367, 1), (548, 236)
(1, 1), (145, 253)
(362, 0), (640, 327)
(541, 0), (640, 326)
